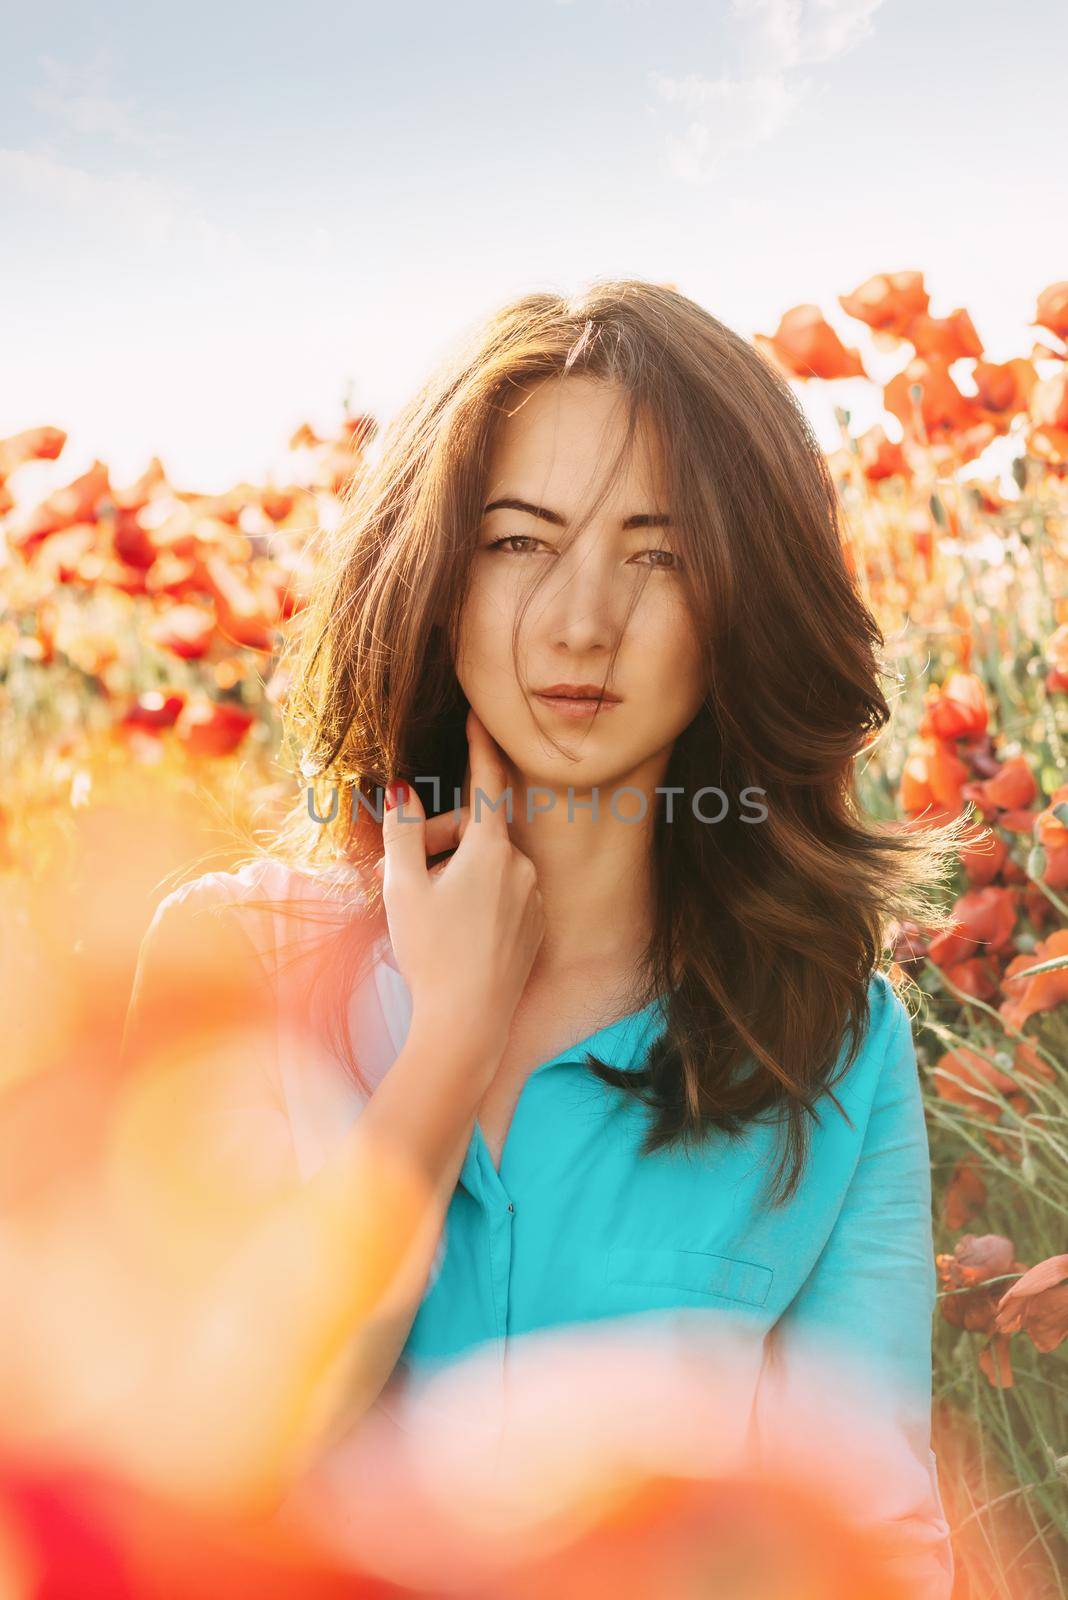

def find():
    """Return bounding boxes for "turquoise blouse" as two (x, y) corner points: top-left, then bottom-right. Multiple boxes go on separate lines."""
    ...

(395, 968), (954, 1591)
(399, 970), (936, 1412)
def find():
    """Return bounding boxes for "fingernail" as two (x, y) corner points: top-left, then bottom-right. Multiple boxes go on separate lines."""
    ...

(385, 780), (409, 812)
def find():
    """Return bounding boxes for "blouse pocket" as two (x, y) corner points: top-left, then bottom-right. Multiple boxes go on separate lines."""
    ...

(605, 1245), (774, 1309)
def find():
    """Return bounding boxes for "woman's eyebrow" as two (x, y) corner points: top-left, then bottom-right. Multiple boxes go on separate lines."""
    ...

(483, 496), (671, 529)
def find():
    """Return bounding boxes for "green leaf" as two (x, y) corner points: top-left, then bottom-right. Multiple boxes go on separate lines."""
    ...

(1027, 843), (1047, 880)
(1003, 952), (1068, 980)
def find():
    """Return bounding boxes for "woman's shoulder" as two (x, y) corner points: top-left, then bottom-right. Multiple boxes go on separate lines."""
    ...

(866, 968), (918, 1067)
(157, 853), (369, 909)
(865, 966), (912, 1037)
(149, 854), (376, 973)
(830, 968), (920, 1114)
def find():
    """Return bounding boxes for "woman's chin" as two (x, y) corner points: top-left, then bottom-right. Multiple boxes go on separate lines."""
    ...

(511, 763), (647, 811)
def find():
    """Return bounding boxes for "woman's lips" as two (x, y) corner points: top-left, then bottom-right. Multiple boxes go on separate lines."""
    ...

(533, 692), (621, 720)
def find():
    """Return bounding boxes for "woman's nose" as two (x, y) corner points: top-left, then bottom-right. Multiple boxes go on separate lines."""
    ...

(536, 549), (622, 652)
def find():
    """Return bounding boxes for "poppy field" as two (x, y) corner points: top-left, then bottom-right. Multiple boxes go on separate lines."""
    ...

(0, 271), (1066, 1597)
(760, 272), (1068, 1597)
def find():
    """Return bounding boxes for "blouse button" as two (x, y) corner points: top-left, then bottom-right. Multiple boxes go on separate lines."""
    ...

(507, 1202), (515, 1213)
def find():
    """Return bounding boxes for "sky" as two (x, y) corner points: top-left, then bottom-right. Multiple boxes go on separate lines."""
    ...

(1, 0), (1066, 506)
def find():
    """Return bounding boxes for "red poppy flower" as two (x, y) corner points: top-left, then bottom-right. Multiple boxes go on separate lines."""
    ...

(939, 958), (999, 1002)
(884, 356), (982, 441)
(120, 692), (187, 734)
(958, 827), (1008, 886)
(855, 426), (908, 482)
(173, 699), (255, 758)
(906, 308), (983, 364)
(1000, 930), (1068, 1029)
(0, 424), (66, 484)
(995, 1255), (1068, 1353)
(919, 672), (989, 742)
(839, 271), (930, 337)
(972, 357), (1037, 420)
(754, 306), (867, 381)
(146, 603), (216, 662)
(899, 739), (969, 818)
(962, 756), (1038, 819)
(1035, 280), (1068, 341)
(933, 1048), (1019, 1120)
(1045, 626), (1068, 694)
(937, 1235), (1023, 1334)
(940, 1158), (986, 1232)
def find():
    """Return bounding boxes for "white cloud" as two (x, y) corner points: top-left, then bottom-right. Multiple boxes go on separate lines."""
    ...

(651, 0), (884, 180)
(6, 49), (239, 270)
(27, 48), (178, 153)
(0, 147), (243, 262)
(649, 69), (807, 180)
(730, 0), (884, 69)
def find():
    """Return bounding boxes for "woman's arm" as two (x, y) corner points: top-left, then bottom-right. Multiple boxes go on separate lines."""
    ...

(119, 874), (295, 1202)
(119, 876), (503, 1511)
(117, 713), (544, 1508)
(752, 987), (954, 1598)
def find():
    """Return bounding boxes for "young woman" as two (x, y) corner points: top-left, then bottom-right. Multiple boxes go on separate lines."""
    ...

(123, 280), (965, 1590)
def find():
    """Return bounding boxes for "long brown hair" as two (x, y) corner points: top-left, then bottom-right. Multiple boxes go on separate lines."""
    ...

(236, 278), (967, 1199)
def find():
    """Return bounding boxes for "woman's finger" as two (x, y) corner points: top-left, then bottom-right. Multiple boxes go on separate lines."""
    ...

(461, 709), (511, 842)
(373, 804), (469, 877)
(380, 778), (428, 888)
(424, 804), (470, 857)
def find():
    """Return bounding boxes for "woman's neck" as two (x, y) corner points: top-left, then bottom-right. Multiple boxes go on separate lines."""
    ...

(462, 758), (664, 982)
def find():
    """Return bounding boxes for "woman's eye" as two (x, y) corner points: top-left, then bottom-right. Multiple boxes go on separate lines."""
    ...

(487, 535), (546, 555)
(632, 549), (681, 570)
(484, 537), (681, 570)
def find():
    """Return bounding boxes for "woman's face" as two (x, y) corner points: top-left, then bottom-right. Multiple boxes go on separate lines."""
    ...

(455, 375), (706, 797)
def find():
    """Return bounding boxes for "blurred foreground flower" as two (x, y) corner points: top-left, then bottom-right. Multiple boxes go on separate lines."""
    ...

(0, 807), (963, 1598)
(279, 1321), (942, 1599)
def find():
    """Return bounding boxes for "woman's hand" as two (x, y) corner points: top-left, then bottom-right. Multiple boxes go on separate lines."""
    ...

(379, 708), (545, 1065)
